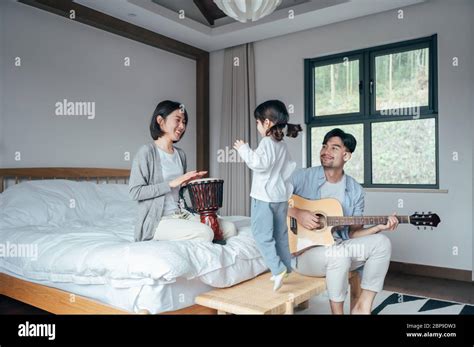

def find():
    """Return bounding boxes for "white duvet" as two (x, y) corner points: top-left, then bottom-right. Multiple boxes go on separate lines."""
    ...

(0, 180), (266, 288)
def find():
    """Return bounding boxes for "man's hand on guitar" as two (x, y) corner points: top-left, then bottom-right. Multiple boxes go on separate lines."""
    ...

(288, 196), (439, 246)
(296, 210), (321, 230)
(377, 213), (399, 232)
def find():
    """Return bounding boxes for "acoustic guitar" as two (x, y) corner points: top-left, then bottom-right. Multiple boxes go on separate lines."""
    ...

(287, 195), (441, 253)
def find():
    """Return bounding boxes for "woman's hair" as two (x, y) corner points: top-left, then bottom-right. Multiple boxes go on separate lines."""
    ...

(149, 100), (188, 141)
(254, 100), (302, 141)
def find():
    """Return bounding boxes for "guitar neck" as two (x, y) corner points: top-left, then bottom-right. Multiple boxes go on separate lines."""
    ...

(327, 216), (410, 226)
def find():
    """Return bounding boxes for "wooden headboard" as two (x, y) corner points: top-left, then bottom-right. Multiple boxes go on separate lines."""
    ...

(0, 168), (131, 193)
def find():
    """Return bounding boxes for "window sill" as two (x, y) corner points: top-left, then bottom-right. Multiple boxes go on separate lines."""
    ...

(364, 188), (448, 194)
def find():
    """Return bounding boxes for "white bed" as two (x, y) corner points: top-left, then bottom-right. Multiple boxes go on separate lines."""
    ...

(0, 179), (267, 313)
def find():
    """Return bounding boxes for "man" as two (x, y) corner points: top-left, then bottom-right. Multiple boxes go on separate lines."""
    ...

(289, 128), (399, 314)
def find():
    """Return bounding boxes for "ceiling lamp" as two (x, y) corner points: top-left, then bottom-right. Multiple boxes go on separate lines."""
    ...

(213, 0), (282, 23)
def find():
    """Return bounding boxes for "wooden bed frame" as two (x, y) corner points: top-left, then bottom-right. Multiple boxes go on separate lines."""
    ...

(0, 167), (361, 314)
(0, 167), (216, 314)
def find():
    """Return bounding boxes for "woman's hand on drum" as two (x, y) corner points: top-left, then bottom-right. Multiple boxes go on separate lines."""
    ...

(169, 170), (208, 188)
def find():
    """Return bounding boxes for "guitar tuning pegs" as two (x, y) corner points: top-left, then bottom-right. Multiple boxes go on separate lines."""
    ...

(417, 227), (420, 230)
(431, 227), (433, 230)
(424, 227), (426, 230)
(428, 211), (432, 214)
(415, 211), (418, 214)
(422, 211), (424, 214)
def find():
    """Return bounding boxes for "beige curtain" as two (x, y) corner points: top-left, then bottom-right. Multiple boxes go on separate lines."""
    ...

(219, 43), (257, 216)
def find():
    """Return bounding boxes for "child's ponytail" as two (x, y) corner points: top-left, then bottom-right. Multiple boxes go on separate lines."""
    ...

(286, 123), (303, 138)
(266, 123), (302, 141)
(266, 124), (285, 141)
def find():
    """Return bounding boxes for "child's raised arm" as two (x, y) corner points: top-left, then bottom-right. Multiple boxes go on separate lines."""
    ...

(233, 138), (275, 172)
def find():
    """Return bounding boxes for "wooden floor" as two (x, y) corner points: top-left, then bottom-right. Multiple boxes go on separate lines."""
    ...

(384, 272), (473, 305)
(0, 294), (49, 314)
(0, 272), (472, 314)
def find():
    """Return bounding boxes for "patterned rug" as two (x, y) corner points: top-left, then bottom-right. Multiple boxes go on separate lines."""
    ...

(296, 290), (474, 315)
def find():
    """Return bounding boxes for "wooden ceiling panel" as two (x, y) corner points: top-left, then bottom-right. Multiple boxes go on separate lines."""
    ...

(193, 0), (226, 25)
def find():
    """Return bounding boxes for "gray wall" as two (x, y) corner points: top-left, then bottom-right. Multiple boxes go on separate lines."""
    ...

(0, 0), (197, 170)
(209, 49), (224, 180)
(471, 0), (474, 280)
(210, 0), (473, 272)
(0, 1), (4, 167)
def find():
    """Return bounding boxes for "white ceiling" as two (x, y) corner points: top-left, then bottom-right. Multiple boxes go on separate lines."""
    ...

(150, 0), (311, 27)
(74, 0), (426, 52)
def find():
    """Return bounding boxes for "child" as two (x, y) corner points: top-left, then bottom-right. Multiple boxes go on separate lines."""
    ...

(234, 100), (302, 291)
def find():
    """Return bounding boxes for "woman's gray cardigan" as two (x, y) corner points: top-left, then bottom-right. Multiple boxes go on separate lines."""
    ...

(129, 143), (187, 242)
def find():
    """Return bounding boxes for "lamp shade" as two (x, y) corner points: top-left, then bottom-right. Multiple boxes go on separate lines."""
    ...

(213, 0), (282, 23)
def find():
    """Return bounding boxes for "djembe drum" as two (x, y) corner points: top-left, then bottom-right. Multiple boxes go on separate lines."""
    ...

(179, 178), (225, 244)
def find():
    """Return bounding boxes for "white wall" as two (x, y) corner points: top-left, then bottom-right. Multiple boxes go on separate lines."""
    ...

(0, 0), (197, 170)
(210, 0), (473, 272)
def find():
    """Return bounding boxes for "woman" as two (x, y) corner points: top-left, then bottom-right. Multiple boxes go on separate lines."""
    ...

(129, 100), (236, 242)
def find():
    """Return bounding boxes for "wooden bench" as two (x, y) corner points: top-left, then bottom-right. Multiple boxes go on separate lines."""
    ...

(195, 271), (361, 314)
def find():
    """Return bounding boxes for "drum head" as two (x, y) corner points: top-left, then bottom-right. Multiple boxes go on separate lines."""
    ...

(188, 178), (223, 185)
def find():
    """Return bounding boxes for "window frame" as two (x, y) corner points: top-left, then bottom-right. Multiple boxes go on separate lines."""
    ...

(305, 35), (439, 189)
(310, 53), (364, 119)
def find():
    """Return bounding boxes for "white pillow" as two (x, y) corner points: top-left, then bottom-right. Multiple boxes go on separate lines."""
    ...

(0, 180), (105, 227)
(94, 183), (137, 218)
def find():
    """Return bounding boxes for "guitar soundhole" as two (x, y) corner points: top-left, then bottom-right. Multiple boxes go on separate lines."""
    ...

(314, 213), (327, 231)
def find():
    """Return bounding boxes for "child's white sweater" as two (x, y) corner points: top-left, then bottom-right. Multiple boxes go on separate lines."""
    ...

(237, 136), (296, 203)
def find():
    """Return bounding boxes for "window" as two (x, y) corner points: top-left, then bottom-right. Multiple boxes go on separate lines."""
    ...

(305, 35), (438, 188)
(314, 57), (361, 116)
